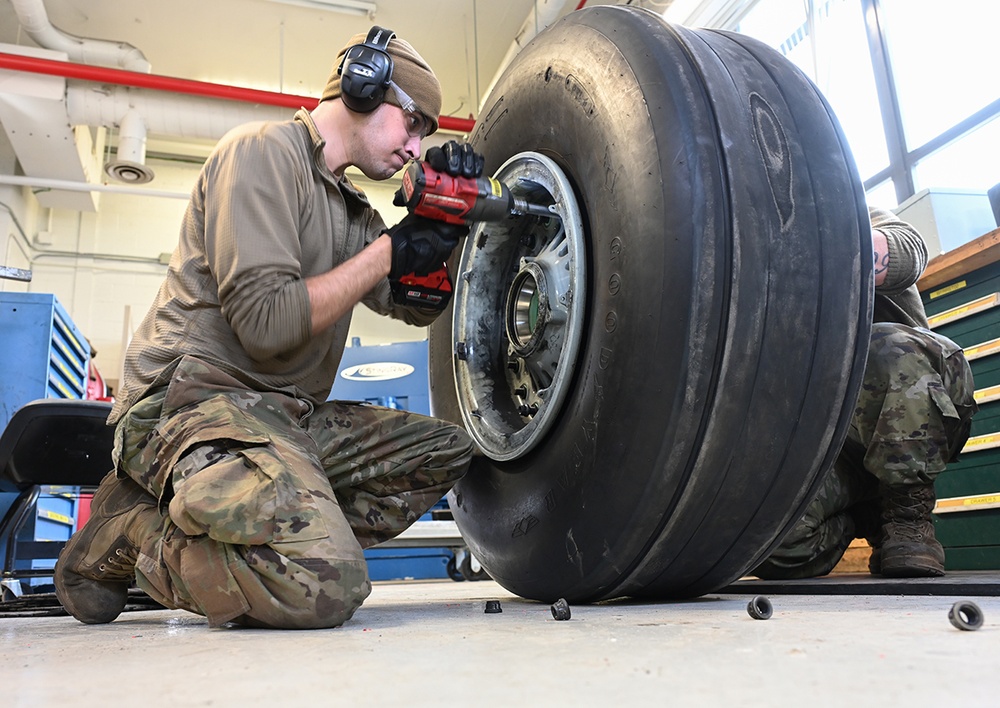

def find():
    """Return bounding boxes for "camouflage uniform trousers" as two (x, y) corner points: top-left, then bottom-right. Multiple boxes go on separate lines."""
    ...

(756, 322), (977, 579)
(114, 355), (474, 629)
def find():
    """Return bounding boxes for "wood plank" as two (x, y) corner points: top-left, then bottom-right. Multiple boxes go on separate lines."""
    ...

(927, 292), (1000, 328)
(964, 337), (1000, 361)
(831, 539), (874, 574)
(918, 227), (1000, 291)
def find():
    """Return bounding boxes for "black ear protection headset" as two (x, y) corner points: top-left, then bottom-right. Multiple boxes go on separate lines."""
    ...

(338, 26), (398, 113)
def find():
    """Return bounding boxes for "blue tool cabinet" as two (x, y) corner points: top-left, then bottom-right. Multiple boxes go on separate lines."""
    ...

(0, 292), (90, 429)
(0, 293), (90, 592)
(330, 339), (431, 414)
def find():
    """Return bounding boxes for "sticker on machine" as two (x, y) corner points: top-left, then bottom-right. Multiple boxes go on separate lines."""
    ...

(340, 362), (415, 381)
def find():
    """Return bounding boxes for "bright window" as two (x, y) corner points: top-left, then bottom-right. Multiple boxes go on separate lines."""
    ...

(733, 0), (806, 50)
(676, 0), (999, 218)
(866, 180), (898, 210)
(735, 0), (889, 181)
(913, 116), (1000, 194)
(880, 0), (1000, 150)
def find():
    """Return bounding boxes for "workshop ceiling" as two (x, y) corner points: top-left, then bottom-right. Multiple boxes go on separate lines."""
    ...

(0, 0), (623, 127)
(0, 0), (696, 207)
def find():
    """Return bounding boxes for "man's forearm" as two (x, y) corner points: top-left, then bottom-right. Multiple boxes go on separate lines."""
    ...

(873, 228), (889, 287)
(305, 234), (392, 334)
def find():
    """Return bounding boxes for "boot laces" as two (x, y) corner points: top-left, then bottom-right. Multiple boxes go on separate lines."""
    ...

(884, 485), (935, 520)
(884, 520), (926, 542)
(97, 545), (139, 579)
(880, 485), (937, 544)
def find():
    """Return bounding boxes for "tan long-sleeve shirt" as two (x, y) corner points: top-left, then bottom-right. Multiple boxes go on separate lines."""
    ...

(869, 205), (930, 329)
(111, 110), (434, 423)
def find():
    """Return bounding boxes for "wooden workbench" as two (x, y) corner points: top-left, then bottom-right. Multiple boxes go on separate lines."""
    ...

(919, 227), (1000, 292)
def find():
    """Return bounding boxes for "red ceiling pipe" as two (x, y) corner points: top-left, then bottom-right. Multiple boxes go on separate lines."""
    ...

(0, 51), (477, 134)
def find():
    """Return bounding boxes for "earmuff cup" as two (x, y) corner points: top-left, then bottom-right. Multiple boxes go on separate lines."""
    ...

(338, 26), (395, 113)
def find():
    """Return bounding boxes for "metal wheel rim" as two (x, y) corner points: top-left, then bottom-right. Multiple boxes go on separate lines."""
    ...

(452, 152), (586, 461)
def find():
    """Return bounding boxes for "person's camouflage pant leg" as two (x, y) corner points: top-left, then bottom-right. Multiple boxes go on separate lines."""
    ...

(753, 448), (878, 579)
(755, 323), (976, 579)
(307, 401), (474, 549)
(115, 356), (473, 628)
(852, 323), (976, 487)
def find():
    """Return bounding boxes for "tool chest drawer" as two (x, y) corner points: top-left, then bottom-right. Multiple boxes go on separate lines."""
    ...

(920, 227), (1000, 569)
(0, 292), (90, 431)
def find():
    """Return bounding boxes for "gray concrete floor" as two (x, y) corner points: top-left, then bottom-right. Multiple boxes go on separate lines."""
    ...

(3, 579), (998, 707)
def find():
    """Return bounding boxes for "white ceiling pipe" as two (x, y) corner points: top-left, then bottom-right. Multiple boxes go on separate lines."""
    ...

(478, 0), (570, 112)
(114, 108), (147, 165)
(104, 107), (154, 184)
(0, 173), (190, 199)
(10, 0), (152, 73)
(66, 83), (294, 143)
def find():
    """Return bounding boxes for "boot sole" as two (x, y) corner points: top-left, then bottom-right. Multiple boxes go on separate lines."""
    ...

(879, 560), (945, 578)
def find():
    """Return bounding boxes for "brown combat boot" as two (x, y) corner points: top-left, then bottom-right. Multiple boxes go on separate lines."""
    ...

(876, 483), (945, 578)
(54, 471), (161, 623)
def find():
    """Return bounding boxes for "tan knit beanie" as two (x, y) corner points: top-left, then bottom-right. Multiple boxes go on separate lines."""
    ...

(322, 31), (442, 135)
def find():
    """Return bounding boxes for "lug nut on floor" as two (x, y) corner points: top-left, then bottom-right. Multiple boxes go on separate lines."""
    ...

(747, 596), (773, 620)
(550, 598), (571, 621)
(948, 600), (984, 631)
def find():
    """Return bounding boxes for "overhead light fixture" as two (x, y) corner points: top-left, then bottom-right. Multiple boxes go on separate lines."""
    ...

(264, 0), (377, 19)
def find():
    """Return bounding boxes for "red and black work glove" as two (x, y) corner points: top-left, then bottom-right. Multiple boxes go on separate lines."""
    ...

(424, 140), (485, 179)
(386, 140), (484, 309)
(388, 213), (466, 279)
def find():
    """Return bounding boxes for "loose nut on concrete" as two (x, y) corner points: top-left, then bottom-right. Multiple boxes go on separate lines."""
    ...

(948, 601), (984, 631)
(551, 598), (571, 621)
(747, 596), (773, 620)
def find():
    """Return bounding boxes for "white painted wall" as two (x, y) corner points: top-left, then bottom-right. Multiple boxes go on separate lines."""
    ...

(0, 129), (32, 295)
(3, 152), (428, 396)
(0, 205), (32, 295)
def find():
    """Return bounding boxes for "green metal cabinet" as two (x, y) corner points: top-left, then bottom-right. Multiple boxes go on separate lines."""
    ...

(921, 230), (1000, 569)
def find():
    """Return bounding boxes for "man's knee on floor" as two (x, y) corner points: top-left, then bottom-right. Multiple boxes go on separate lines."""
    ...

(279, 583), (371, 630)
(301, 559), (372, 629)
(240, 556), (373, 630)
(775, 501), (831, 550)
(768, 522), (824, 565)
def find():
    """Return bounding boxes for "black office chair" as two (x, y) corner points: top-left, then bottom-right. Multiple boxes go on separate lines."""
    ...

(0, 399), (114, 598)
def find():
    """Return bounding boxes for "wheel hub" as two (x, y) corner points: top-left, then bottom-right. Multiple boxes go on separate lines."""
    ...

(506, 261), (549, 356)
(452, 152), (586, 461)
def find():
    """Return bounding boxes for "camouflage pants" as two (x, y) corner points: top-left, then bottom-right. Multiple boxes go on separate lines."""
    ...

(755, 323), (977, 579)
(114, 356), (473, 628)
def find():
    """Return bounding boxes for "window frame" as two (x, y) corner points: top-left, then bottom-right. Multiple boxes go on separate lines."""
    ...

(859, 0), (999, 203)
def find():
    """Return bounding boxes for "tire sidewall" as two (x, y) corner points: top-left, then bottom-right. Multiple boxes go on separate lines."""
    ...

(447, 8), (728, 601)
